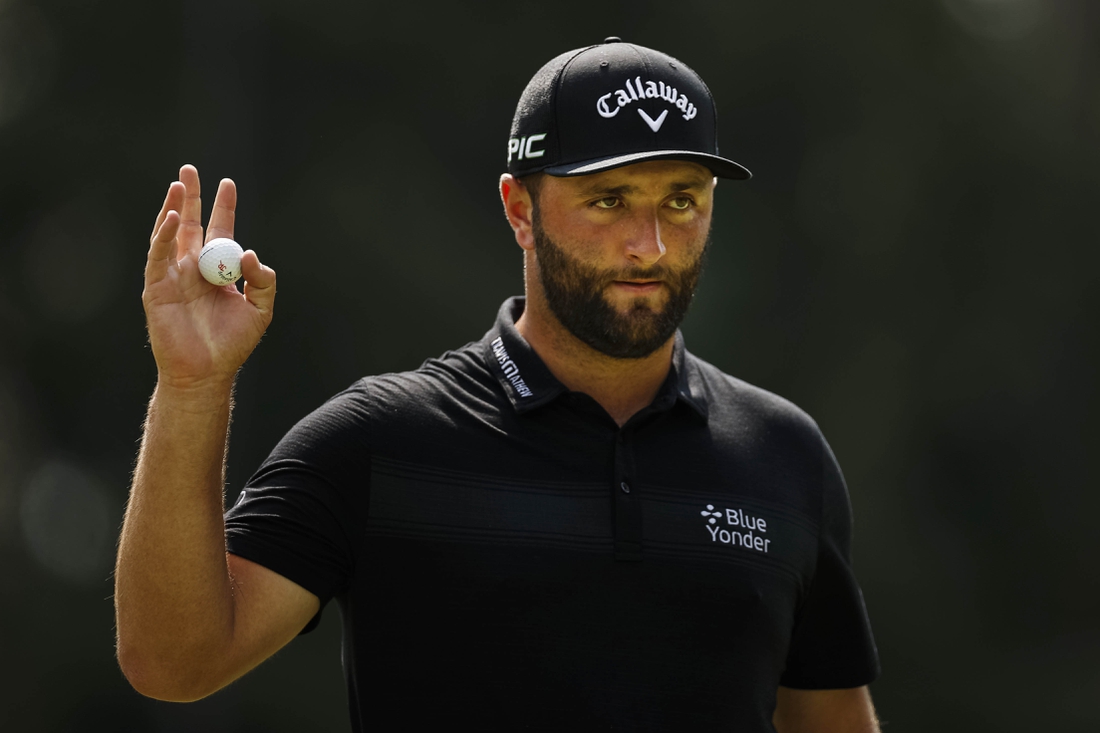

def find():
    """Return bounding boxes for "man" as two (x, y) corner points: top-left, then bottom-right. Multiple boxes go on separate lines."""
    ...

(116, 38), (881, 731)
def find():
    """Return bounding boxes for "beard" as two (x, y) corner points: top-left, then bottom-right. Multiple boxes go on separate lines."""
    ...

(532, 215), (708, 360)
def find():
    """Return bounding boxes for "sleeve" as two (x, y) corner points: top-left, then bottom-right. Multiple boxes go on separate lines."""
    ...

(224, 384), (371, 634)
(779, 435), (880, 689)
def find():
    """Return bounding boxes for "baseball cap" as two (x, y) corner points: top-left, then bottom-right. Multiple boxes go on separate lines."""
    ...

(507, 37), (751, 180)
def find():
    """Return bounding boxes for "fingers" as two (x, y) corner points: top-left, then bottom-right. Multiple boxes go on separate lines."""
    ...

(240, 250), (276, 315)
(178, 164), (204, 258)
(150, 181), (186, 242)
(146, 210), (181, 284)
(206, 178), (237, 243)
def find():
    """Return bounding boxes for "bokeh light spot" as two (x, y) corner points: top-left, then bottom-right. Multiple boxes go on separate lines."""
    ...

(0, 4), (58, 127)
(23, 195), (122, 324)
(20, 459), (114, 585)
(942, 0), (1047, 41)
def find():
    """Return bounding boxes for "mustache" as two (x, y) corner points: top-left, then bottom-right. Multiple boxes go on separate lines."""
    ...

(604, 265), (673, 282)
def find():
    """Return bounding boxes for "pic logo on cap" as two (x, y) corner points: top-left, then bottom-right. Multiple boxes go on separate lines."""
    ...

(507, 133), (547, 163)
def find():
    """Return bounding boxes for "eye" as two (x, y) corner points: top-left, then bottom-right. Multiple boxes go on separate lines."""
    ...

(667, 196), (694, 211)
(592, 197), (620, 209)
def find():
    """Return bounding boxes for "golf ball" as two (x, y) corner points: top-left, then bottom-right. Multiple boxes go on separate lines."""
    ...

(198, 238), (243, 286)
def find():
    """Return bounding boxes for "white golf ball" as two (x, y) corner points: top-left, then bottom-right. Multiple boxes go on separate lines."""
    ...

(198, 238), (244, 286)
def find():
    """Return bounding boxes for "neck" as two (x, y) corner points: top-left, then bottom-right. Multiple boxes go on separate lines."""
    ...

(515, 290), (674, 427)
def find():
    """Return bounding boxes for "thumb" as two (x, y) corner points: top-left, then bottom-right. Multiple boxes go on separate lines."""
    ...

(240, 250), (276, 314)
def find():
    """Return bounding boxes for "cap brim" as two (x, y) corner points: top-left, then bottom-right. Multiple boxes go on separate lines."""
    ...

(542, 150), (751, 180)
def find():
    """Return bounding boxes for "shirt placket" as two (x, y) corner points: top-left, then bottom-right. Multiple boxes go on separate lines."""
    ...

(613, 427), (643, 561)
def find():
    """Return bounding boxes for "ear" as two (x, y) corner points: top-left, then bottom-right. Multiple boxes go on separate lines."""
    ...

(499, 173), (536, 252)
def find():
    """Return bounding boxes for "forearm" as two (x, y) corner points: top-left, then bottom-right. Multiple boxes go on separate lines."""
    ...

(115, 378), (238, 700)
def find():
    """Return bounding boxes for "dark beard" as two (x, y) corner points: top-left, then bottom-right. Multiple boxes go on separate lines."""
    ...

(532, 216), (708, 360)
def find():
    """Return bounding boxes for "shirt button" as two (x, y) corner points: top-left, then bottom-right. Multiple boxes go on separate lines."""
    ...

(620, 481), (631, 494)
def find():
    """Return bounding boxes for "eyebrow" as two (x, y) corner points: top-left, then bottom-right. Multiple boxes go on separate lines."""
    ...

(575, 178), (710, 197)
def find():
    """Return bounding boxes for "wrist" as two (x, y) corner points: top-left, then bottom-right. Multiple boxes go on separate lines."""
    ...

(154, 373), (237, 409)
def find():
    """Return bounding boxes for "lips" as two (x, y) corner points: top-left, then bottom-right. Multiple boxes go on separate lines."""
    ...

(612, 280), (663, 293)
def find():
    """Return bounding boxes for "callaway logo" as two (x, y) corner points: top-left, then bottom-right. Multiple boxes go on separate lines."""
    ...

(637, 109), (668, 133)
(596, 76), (699, 132)
(700, 503), (771, 554)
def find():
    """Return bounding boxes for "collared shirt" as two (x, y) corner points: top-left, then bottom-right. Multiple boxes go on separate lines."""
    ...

(225, 297), (879, 731)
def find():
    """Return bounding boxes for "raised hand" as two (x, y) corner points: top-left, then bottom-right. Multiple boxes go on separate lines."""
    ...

(143, 165), (276, 390)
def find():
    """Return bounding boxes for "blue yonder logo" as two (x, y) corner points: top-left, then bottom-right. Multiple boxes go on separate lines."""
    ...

(701, 503), (771, 554)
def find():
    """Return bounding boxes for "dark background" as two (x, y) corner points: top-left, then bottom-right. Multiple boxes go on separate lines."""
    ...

(1, 0), (1098, 730)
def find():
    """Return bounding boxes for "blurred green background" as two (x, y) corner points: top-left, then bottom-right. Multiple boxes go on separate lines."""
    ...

(1, 0), (1098, 730)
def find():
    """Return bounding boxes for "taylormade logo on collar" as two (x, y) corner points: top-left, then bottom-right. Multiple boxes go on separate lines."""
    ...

(491, 337), (533, 398)
(597, 76), (699, 124)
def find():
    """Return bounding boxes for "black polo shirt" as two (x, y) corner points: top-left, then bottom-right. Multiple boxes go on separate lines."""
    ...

(224, 297), (879, 731)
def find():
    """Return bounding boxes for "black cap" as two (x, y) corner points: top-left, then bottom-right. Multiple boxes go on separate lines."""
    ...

(507, 38), (751, 180)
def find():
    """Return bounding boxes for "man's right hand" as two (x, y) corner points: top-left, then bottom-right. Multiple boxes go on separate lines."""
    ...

(117, 165), (319, 703)
(143, 164), (276, 389)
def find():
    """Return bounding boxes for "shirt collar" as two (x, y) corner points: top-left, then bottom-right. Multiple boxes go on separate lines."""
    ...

(482, 296), (709, 422)
(668, 331), (709, 421)
(481, 297), (568, 414)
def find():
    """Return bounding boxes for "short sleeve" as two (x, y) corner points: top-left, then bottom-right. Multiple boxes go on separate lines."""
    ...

(779, 436), (880, 689)
(224, 385), (370, 633)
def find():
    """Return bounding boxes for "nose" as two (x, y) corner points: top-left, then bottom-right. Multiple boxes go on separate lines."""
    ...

(622, 209), (667, 269)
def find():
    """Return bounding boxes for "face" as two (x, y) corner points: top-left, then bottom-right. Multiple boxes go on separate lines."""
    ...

(528, 160), (715, 359)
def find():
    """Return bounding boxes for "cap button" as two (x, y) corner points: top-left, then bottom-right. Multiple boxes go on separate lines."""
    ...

(603, 36), (622, 44)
